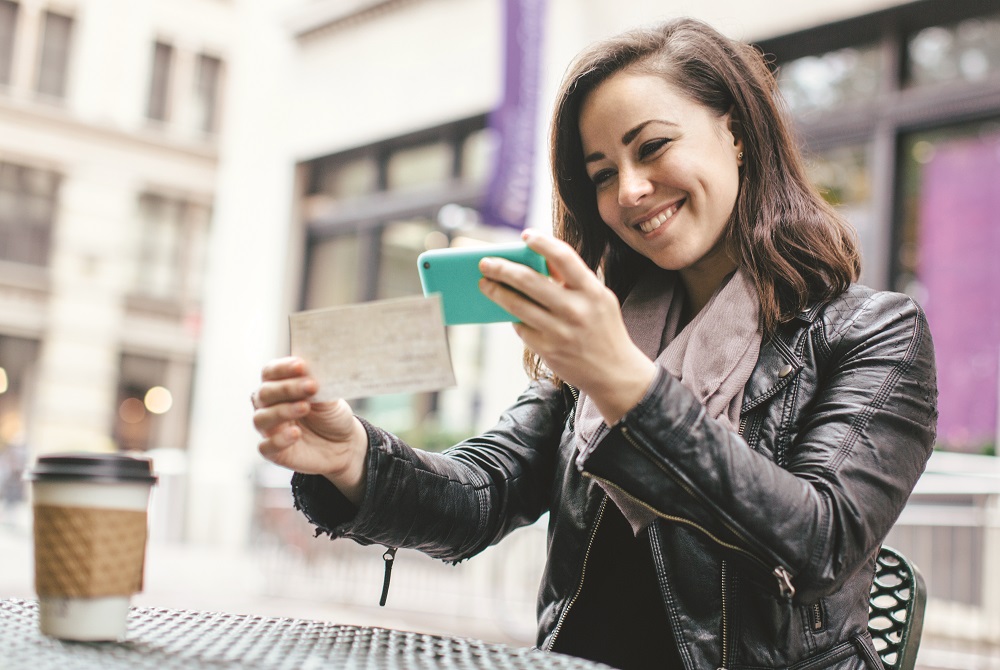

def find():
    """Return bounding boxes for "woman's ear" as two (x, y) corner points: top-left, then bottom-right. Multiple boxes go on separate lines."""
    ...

(727, 107), (745, 163)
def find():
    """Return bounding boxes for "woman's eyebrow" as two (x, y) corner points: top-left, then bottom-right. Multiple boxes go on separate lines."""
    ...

(621, 119), (677, 145)
(584, 119), (679, 164)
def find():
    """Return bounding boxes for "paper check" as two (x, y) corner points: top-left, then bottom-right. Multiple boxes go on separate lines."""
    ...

(288, 295), (456, 401)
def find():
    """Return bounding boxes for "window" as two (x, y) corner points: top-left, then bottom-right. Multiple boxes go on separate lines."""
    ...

(146, 41), (173, 122)
(0, 0), (17, 86)
(897, 120), (1000, 452)
(194, 53), (222, 134)
(802, 143), (877, 281)
(0, 161), (59, 266)
(299, 115), (499, 446)
(113, 354), (176, 453)
(0, 335), (39, 505)
(758, 1), (1000, 455)
(35, 10), (72, 98)
(906, 12), (1000, 88)
(132, 193), (210, 305)
(386, 142), (452, 191)
(777, 43), (883, 117)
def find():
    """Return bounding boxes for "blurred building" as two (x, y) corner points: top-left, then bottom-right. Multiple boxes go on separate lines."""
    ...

(0, 0), (237, 538)
(2, 0), (999, 579)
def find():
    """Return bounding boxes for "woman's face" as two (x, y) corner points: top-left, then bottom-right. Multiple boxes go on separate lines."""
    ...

(578, 71), (743, 277)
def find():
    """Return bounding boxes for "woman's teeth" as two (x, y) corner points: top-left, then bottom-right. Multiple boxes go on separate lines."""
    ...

(638, 203), (679, 233)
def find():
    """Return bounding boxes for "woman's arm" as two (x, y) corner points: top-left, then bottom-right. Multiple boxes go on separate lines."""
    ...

(579, 290), (937, 603)
(292, 379), (569, 562)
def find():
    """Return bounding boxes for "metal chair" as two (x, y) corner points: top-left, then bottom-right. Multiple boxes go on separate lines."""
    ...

(868, 545), (927, 670)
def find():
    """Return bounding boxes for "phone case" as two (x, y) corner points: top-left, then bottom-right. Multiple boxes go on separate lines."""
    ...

(417, 243), (549, 325)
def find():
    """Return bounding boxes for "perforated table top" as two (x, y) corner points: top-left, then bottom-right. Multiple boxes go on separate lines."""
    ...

(0, 599), (612, 669)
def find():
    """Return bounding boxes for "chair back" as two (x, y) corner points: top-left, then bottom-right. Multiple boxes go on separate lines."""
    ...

(868, 545), (927, 670)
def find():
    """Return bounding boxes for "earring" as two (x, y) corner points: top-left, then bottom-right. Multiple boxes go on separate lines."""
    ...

(737, 151), (744, 162)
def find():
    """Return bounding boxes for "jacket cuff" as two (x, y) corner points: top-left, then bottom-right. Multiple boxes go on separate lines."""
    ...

(290, 416), (385, 538)
(291, 471), (358, 534)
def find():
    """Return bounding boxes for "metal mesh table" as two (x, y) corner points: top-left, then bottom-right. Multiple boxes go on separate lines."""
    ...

(0, 599), (611, 669)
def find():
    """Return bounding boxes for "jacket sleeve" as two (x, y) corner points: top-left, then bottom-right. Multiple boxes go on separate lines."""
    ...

(578, 290), (938, 603)
(291, 379), (568, 563)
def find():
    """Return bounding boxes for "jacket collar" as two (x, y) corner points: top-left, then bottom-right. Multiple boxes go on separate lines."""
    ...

(741, 329), (803, 414)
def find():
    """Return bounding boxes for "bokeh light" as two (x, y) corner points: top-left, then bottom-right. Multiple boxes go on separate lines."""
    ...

(119, 397), (146, 424)
(144, 386), (173, 414)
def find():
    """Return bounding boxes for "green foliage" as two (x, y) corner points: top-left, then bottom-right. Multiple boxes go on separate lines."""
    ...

(396, 424), (470, 453)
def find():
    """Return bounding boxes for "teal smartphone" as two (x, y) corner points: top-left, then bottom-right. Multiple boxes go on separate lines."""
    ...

(417, 242), (549, 325)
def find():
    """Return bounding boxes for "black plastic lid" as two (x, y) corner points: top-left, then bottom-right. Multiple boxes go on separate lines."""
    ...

(25, 453), (158, 484)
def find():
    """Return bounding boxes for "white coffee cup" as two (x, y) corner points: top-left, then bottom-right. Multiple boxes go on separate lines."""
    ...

(27, 453), (157, 641)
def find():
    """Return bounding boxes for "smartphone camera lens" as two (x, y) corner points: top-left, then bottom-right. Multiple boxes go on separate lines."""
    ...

(423, 261), (431, 269)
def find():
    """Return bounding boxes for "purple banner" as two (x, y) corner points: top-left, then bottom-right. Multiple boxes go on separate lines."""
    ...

(918, 133), (1000, 450)
(480, 0), (546, 230)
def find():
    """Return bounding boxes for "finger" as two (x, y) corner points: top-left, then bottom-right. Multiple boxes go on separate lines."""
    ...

(479, 276), (563, 331)
(521, 230), (598, 290)
(257, 376), (318, 408)
(258, 425), (301, 459)
(253, 398), (311, 431)
(261, 356), (310, 382)
(478, 254), (567, 315)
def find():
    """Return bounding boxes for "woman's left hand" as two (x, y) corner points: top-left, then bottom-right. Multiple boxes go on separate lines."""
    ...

(479, 230), (657, 424)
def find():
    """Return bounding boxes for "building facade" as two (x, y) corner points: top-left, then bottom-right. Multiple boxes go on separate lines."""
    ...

(0, 0), (235, 538)
(2, 0), (999, 558)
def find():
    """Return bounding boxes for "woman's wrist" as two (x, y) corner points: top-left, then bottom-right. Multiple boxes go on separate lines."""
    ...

(588, 355), (658, 425)
(322, 417), (369, 506)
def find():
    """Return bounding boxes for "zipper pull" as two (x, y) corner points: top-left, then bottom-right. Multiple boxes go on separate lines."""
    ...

(773, 565), (796, 599)
(380, 547), (398, 606)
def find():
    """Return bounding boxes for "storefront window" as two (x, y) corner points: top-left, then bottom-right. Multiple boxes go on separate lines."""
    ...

(803, 144), (876, 280)
(461, 128), (498, 185)
(376, 218), (436, 300)
(906, 13), (1000, 88)
(315, 156), (378, 201)
(387, 141), (451, 191)
(0, 336), (39, 508)
(777, 43), (883, 116)
(303, 233), (362, 309)
(113, 354), (181, 453)
(898, 120), (1000, 453)
(299, 115), (504, 450)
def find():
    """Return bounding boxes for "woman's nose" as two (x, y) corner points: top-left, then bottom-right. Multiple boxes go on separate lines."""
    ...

(618, 168), (653, 207)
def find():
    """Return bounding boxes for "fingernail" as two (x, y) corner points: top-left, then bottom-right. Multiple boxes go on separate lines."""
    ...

(480, 258), (496, 271)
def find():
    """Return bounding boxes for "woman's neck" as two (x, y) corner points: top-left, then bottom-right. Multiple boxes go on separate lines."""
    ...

(678, 253), (739, 319)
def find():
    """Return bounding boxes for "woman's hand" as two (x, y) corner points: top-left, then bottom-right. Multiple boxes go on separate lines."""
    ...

(251, 356), (368, 504)
(479, 230), (657, 424)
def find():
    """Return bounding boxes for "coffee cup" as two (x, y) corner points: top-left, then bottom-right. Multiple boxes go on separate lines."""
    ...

(26, 452), (157, 641)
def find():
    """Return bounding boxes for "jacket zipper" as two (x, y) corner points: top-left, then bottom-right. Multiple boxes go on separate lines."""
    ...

(544, 495), (608, 651)
(379, 547), (397, 606)
(719, 418), (750, 670)
(810, 601), (823, 631)
(720, 559), (729, 670)
(611, 425), (797, 600)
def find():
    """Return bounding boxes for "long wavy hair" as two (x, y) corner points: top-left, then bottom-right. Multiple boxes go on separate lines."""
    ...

(525, 17), (860, 379)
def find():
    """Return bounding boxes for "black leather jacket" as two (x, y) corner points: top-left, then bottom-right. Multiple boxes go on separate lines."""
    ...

(293, 284), (938, 669)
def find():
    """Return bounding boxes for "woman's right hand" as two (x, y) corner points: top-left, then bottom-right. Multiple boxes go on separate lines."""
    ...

(252, 356), (368, 505)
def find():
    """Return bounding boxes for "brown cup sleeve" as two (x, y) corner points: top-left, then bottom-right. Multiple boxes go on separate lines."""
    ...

(34, 504), (149, 598)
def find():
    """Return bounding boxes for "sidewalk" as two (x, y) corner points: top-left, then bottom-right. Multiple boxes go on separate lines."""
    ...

(0, 507), (530, 647)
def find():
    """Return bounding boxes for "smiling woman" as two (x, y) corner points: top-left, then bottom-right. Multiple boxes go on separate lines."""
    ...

(578, 73), (743, 313)
(252, 17), (937, 670)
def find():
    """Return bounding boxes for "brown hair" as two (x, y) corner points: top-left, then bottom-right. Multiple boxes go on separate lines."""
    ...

(526, 17), (860, 379)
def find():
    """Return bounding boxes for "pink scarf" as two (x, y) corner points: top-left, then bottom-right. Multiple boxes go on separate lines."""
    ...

(574, 266), (762, 535)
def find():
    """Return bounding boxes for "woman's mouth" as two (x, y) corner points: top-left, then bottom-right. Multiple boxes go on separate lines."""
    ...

(636, 200), (684, 234)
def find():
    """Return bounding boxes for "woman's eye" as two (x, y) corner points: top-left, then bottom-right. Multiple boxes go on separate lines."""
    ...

(638, 139), (669, 159)
(590, 169), (615, 186)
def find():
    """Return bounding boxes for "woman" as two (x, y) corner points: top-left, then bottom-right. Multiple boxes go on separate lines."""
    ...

(252, 18), (937, 670)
